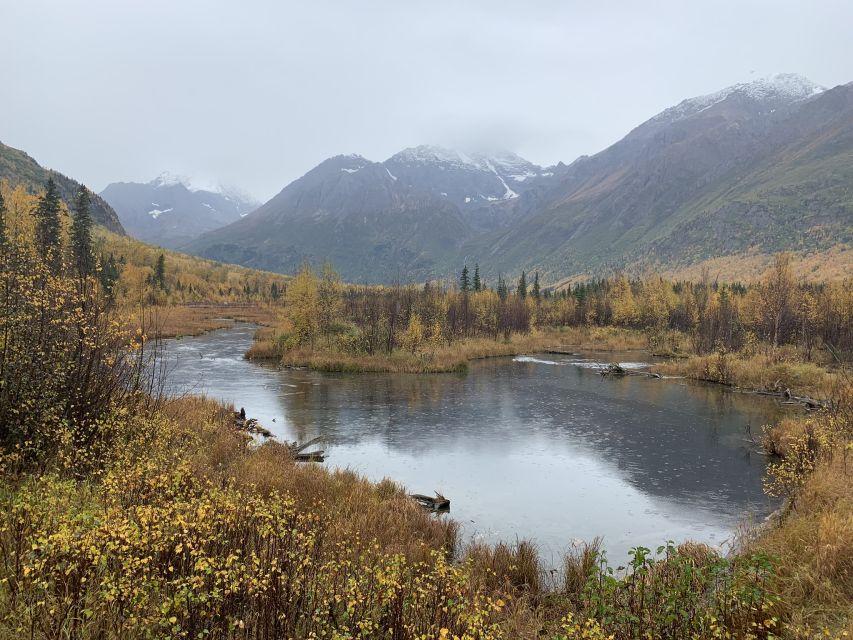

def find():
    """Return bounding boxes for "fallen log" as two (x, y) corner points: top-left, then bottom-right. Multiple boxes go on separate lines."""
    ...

(410, 492), (450, 511)
(294, 451), (325, 462)
(599, 363), (662, 379)
(290, 436), (324, 454)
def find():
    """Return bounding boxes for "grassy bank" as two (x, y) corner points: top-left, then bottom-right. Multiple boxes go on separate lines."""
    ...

(652, 348), (840, 400)
(247, 326), (653, 373)
(132, 303), (280, 339)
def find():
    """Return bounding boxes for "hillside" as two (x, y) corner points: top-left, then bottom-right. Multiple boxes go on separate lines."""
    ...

(478, 75), (853, 280)
(187, 74), (852, 284)
(0, 140), (125, 234)
(101, 173), (258, 249)
(185, 147), (563, 282)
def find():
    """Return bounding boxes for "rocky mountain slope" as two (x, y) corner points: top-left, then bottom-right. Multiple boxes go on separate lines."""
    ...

(188, 74), (853, 283)
(0, 140), (125, 234)
(475, 74), (851, 278)
(100, 174), (258, 249)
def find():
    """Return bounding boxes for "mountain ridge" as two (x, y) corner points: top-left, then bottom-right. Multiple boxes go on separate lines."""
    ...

(0, 140), (125, 234)
(135, 74), (853, 282)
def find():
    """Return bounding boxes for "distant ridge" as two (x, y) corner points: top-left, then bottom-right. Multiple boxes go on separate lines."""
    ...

(100, 174), (259, 249)
(0, 140), (125, 234)
(171, 74), (853, 282)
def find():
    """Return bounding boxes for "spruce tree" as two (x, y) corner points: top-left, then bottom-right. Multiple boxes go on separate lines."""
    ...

(517, 271), (527, 299)
(155, 253), (166, 290)
(0, 190), (6, 248)
(532, 271), (540, 301)
(71, 185), (95, 280)
(460, 265), (470, 292)
(473, 263), (481, 292)
(36, 178), (63, 271)
(496, 274), (507, 300)
(99, 253), (121, 303)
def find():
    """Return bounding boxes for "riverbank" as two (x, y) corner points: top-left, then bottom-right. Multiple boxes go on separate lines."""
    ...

(650, 348), (840, 401)
(126, 303), (280, 339)
(4, 391), (849, 638)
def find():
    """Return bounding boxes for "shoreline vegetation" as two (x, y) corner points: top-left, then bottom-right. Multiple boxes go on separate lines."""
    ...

(243, 258), (849, 405)
(0, 181), (851, 637)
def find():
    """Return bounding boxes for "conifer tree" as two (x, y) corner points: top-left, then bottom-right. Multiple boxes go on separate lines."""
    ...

(99, 253), (120, 303)
(155, 253), (166, 290)
(496, 274), (508, 301)
(517, 271), (527, 299)
(473, 263), (481, 292)
(0, 190), (6, 249)
(35, 178), (63, 271)
(532, 271), (541, 301)
(460, 265), (470, 292)
(71, 186), (95, 280)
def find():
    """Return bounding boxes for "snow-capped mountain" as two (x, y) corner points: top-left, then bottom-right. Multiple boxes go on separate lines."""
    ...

(186, 74), (852, 284)
(100, 174), (259, 249)
(384, 145), (555, 209)
(646, 73), (825, 128)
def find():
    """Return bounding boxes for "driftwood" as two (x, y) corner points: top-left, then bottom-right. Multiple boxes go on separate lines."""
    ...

(599, 363), (662, 379)
(233, 412), (273, 438)
(287, 436), (326, 462)
(755, 388), (829, 410)
(410, 492), (450, 511)
(293, 451), (326, 462)
(233, 410), (326, 461)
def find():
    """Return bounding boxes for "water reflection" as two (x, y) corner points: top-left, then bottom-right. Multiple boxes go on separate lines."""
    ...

(163, 323), (789, 563)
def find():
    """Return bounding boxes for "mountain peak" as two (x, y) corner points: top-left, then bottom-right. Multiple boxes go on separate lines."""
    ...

(652, 73), (825, 126)
(148, 172), (258, 204)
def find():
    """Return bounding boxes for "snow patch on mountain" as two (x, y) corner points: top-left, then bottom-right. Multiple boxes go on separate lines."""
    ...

(653, 73), (825, 124)
(148, 207), (173, 219)
(149, 172), (259, 205)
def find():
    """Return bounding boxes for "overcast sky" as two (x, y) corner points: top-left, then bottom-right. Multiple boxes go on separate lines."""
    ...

(2, 0), (852, 201)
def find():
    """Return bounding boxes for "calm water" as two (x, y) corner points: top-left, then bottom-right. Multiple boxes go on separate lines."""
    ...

(163, 323), (787, 564)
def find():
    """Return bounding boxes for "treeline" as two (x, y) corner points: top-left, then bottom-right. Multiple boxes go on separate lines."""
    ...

(0, 182), (289, 308)
(282, 257), (852, 360)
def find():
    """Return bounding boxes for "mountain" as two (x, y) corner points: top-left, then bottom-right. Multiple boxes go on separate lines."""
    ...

(383, 146), (560, 231)
(187, 74), (852, 283)
(0, 140), (125, 234)
(185, 149), (558, 281)
(186, 154), (474, 282)
(474, 74), (852, 279)
(100, 174), (258, 249)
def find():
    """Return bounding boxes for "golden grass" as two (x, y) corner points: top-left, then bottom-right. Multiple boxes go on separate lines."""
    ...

(753, 454), (853, 634)
(122, 303), (281, 339)
(659, 245), (853, 284)
(653, 350), (838, 399)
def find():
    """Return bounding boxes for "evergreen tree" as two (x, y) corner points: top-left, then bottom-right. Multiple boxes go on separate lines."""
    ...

(35, 178), (63, 271)
(460, 265), (470, 292)
(496, 274), (508, 301)
(0, 190), (6, 248)
(473, 263), (481, 292)
(532, 271), (541, 301)
(71, 185), (95, 280)
(517, 271), (527, 299)
(99, 253), (121, 304)
(270, 282), (280, 300)
(155, 253), (166, 290)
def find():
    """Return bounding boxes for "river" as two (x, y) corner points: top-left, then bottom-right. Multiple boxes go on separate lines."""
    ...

(162, 322), (787, 564)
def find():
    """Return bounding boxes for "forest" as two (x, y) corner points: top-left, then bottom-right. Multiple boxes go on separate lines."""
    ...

(0, 179), (850, 639)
